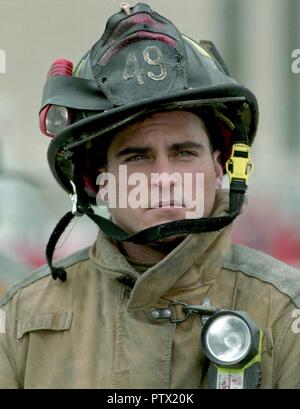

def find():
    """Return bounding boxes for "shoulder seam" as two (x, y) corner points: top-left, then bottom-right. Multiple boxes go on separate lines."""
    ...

(223, 244), (300, 308)
(0, 246), (90, 307)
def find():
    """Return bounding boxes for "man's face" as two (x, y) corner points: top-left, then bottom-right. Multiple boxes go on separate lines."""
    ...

(99, 111), (223, 235)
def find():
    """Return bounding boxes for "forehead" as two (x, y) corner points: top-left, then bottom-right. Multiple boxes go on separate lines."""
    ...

(109, 110), (209, 150)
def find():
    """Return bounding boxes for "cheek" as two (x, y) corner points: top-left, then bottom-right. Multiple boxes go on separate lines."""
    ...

(110, 205), (139, 225)
(187, 159), (217, 186)
(202, 158), (219, 182)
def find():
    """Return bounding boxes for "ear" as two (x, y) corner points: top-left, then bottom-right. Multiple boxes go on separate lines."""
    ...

(213, 150), (224, 189)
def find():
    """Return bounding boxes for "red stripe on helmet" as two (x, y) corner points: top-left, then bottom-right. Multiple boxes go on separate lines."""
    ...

(47, 59), (73, 78)
(110, 13), (165, 41)
(98, 31), (176, 65)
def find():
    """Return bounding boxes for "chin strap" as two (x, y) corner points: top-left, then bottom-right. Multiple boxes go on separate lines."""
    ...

(46, 114), (253, 281)
(46, 211), (75, 281)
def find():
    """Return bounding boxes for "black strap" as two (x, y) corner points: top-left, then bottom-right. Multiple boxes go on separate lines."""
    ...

(83, 191), (244, 244)
(45, 188), (244, 282)
(45, 211), (75, 281)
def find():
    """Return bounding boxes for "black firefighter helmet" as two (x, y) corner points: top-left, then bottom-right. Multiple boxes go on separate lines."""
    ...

(39, 2), (259, 281)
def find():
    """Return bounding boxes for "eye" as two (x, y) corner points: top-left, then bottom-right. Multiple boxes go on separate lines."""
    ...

(176, 151), (197, 158)
(125, 154), (148, 162)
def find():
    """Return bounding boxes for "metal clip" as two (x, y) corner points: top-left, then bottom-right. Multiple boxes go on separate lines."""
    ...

(151, 309), (172, 320)
(120, 3), (132, 15)
(198, 298), (218, 324)
(184, 303), (218, 315)
(150, 302), (190, 323)
(151, 299), (219, 324)
(169, 301), (191, 323)
(225, 143), (254, 184)
(69, 180), (83, 216)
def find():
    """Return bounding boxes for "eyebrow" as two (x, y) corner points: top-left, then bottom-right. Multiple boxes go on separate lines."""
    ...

(170, 141), (205, 151)
(115, 141), (205, 158)
(115, 146), (152, 157)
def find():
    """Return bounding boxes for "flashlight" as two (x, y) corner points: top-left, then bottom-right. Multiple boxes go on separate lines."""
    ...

(39, 58), (73, 137)
(201, 310), (262, 389)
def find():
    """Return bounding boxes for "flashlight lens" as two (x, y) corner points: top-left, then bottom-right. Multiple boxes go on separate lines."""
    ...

(45, 105), (69, 135)
(204, 315), (251, 365)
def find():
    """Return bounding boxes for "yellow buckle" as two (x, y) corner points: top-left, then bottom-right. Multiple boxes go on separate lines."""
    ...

(225, 143), (254, 183)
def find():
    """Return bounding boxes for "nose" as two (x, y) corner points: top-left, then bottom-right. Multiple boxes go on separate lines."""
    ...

(150, 156), (178, 187)
(151, 172), (177, 189)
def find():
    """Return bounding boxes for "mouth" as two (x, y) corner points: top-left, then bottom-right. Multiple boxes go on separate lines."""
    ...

(149, 200), (185, 209)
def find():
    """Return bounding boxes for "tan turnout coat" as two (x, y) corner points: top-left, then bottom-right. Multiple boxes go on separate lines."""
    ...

(1, 217), (300, 389)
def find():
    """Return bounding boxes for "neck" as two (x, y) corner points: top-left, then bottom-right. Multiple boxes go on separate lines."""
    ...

(118, 235), (187, 264)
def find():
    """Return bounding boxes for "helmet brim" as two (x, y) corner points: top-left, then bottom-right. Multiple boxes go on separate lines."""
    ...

(48, 83), (258, 198)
